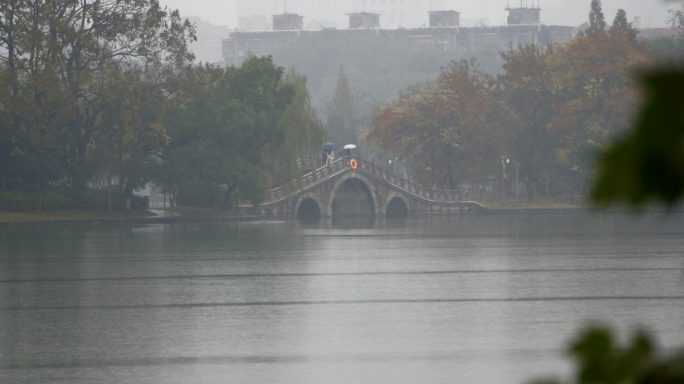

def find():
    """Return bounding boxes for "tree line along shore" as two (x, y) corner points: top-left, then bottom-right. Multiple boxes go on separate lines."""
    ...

(2, 0), (684, 218)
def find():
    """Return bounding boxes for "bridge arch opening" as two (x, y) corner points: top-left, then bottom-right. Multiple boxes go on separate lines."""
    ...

(331, 178), (375, 216)
(385, 196), (408, 219)
(297, 198), (321, 221)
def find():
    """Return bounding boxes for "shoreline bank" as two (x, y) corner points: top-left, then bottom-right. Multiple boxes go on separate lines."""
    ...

(1, 206), (681, 227)
(0, 214), (261, 227)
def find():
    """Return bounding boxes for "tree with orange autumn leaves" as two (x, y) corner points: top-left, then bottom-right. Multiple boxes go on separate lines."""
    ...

(545, 31), (652, 199)
(369, 30), (654, 200)
(547, 32), (652, 156)
(369, 59), (499, 190)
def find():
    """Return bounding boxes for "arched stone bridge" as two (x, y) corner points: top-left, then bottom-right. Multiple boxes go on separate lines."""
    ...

(252, 157), (486, 219)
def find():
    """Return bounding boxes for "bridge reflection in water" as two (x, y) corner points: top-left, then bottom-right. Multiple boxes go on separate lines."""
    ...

(246, 157), (485, 220)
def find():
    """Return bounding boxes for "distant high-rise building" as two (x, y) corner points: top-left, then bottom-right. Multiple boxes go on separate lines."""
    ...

(236, 0), (342, 29)
(348, 12), (381, 29)
(429, 10), (460, 27)
(352, 0), (441, 28)
(223, 21), (575, 66)
(273, 14), (304, 30)
(506, 6), (541, 25)
(233, 0), (454, 29)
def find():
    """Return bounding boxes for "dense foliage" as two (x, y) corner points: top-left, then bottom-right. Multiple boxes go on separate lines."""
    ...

(262, 68), (326, 188)
(0, 0), (323, 212)
(531, 327), (684, 384)
(591, 7), (684, 207)
(592, 69), (684, 207)
(157, 57), (314, 210)
(590, 1), (684, 207)
(370, 59), (495, 190)
(368, 19), (658, 200)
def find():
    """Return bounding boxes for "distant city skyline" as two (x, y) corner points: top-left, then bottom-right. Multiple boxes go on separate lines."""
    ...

(160, 0), (674, 30)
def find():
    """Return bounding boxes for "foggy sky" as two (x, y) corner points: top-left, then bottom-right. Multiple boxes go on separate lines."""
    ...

(159, 0), (676, 30)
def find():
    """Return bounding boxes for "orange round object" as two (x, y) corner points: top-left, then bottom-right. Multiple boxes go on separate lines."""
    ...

(350, 158), (358, 169)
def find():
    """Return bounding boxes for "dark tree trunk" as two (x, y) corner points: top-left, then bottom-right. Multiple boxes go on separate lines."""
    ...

(570, 182), (576, 205)
(448, 173), (456, 191)
(221, 185), (238, 212)
(123, 175), (137, 211)
(526, 175), (535, 202)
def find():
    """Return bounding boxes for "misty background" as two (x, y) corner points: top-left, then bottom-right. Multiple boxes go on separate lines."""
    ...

(172, 0), (676, 132)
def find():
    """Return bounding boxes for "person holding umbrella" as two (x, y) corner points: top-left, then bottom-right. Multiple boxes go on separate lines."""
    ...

(340, 144), (356, 157)
(322, 143), (336, 166)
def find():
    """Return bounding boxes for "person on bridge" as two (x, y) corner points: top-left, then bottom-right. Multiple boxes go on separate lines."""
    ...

(340, 144), (356, 158)
(322, 143), (337, 166)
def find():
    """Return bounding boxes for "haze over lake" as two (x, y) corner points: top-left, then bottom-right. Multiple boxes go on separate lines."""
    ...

(1, 213), (683, 384)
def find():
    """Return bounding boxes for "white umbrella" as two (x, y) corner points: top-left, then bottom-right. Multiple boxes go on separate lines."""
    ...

(343, 144), (356, 150)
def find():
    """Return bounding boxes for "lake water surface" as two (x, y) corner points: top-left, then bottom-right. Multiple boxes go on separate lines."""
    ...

(1, 213), (684, 384)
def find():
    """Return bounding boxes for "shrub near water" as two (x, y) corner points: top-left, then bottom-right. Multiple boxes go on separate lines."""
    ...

(0, 189), (127, 212)
(60, 189), (126, 211)
(3, 191), (75, 211)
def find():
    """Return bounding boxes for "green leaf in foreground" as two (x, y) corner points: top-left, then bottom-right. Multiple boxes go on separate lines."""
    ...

(592, 69), (684, 207)
(529, 326), (684, 384)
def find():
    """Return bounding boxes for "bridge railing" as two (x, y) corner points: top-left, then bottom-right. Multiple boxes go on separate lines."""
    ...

(264, 156), (465, 204)
(264, 155), (318, 185)
(353, 157), (463, 202)
(266, 157), (348, 202)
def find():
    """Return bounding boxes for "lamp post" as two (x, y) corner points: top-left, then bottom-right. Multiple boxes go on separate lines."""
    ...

(107, 161), (117, 214)
(512, 160), (520, 206)
(108, 163), (112, 213)
(502, 156), (510, 206)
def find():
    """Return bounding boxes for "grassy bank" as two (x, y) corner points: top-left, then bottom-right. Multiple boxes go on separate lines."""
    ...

(0, 207), (248, 223)
(150, 207), (248, 218)
(0, 210), (156, 222)
(477, 195), (588, 209)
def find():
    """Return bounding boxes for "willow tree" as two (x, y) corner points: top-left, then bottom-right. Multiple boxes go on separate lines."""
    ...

(158, 56), (298, 211)
(262, 68), (326, 188)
